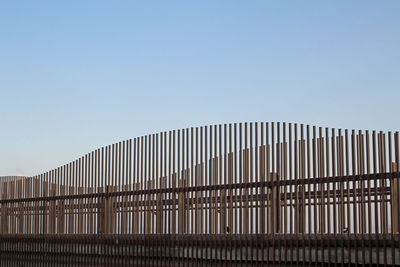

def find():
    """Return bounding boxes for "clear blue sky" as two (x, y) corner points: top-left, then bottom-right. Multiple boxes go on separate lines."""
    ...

(1, 1), (399, 176)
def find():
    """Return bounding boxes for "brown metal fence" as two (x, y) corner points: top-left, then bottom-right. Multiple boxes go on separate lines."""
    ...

(1, 122), (399, 265)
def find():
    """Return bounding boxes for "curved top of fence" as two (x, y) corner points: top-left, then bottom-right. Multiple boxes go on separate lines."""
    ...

(2, 122), (399, 181)
(0, 121), (399, 235)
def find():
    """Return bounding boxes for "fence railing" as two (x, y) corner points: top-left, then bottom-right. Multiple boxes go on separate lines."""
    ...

(1, 122), (399, 264)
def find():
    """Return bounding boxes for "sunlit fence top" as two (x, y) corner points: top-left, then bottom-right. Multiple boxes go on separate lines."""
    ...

(1, 122), (399, 235)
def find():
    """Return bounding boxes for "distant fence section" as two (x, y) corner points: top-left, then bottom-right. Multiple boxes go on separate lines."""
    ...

(1, 122), (400, 265)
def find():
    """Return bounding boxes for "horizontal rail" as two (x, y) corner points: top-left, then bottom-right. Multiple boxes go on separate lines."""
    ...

(0, 172), (396, 204)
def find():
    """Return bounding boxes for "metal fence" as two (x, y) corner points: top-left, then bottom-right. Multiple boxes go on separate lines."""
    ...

(1, 122), (399, 265)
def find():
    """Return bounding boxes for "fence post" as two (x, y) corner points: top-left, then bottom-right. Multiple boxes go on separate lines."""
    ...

(156, 177), (164, 234)
(268, 173), (280, 234)
(78, 186), (83, 234)
(172, 174), (177, 234)
(88, 186), (94, 234)
(391, 162), (399, 234)
(68, 186), (74, 234)
(122, 184), (129, 234)
(105, 185), (112, 234)
(58, 185), (65, 234)
(49, 187), (56, 234)
(1, 193), (8, 234)
(146, 180), (152, 234)
(18, 180), (23, 234)
(98, 186), (105, 234)
(178, 177), (185, 234)
(296, 186), (305, 234)
(43, 180), (48, 234)
(134, 183), (140, 234)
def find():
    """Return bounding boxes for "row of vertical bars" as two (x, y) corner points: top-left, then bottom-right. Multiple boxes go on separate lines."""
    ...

(0, 122), (399, 237)
(1, 234), (399, 266)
